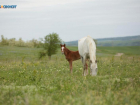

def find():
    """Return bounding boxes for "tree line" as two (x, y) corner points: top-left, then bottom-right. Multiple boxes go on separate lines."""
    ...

(0, 35), (43, 48)
(0, 33), (62, 59)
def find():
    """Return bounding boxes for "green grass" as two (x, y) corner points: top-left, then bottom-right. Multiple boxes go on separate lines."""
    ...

(97, 46), (140, 55)
(0, 46), (140, 105)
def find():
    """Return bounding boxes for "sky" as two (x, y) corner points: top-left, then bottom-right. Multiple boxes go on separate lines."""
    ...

(0, 0), (140, 42)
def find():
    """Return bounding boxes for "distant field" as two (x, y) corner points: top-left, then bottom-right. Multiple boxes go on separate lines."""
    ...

(97, 46), (140, 55)
(65, 35), (140, 46)
(67, 46), (140, 55)
(0, 46), (140, 105)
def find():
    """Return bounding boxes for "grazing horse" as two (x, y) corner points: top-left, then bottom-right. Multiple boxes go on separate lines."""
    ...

(78, 36), (98, 76)
(60, 44), (88, 73)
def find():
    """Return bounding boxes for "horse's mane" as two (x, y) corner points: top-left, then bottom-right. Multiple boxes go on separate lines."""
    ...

(64, 47), (70, 55)
(87, 37), (96, 62)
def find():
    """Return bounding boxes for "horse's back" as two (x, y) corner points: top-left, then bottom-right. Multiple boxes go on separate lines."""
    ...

(78, 37), (88, 56)
(78, 36), (96, 57)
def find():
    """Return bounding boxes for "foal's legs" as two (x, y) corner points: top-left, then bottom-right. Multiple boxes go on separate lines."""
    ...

(69, 61), (72, 73)
(85, 62), (88, 75)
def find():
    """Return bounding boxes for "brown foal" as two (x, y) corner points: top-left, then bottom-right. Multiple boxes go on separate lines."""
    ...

(60, 44), (88, 73)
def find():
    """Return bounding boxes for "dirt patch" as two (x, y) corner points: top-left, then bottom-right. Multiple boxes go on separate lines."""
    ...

(115, 53), (124, 56)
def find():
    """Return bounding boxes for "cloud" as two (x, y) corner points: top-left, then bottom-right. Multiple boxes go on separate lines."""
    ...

(0, 0), (140, 41)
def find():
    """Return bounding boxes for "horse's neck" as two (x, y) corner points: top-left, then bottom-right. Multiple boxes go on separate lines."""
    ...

(89, 43), (96, 62)
(64, 47), (70, 56)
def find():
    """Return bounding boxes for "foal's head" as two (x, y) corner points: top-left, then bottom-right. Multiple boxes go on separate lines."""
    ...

(60, 44), (66, 54)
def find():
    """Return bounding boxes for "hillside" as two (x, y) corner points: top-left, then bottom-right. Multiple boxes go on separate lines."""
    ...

(65, 35), (140, 46)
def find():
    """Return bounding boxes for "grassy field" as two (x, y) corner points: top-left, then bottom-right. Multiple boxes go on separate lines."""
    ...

(0, 46), (140, 105)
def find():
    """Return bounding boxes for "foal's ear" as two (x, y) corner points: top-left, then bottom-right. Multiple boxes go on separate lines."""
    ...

(60, 44), (62, 47)
(64, 44), (66, 47)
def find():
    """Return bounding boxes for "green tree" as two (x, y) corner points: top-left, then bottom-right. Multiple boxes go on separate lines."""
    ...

(18, 38), (25, 47)
(0, 35), (9, 45)
(43, 33), (62, 59)
(9, 38), (16, 46)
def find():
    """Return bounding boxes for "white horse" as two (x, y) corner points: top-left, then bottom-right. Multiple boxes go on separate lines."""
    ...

(78, 36), (98, 76)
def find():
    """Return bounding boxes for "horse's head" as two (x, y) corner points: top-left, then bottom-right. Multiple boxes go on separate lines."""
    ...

(90, 60), (98, 76)
(60, 44), (65, 54)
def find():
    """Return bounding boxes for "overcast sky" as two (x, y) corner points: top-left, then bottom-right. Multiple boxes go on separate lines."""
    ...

(0, 0), (140, 42)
